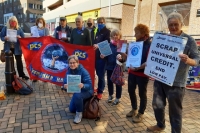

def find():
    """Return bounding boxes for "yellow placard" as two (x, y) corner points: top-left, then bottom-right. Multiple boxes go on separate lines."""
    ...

(66, 9), (100, 23)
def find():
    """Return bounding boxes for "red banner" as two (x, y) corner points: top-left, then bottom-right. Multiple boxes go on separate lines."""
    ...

(19, 36), (95, 86)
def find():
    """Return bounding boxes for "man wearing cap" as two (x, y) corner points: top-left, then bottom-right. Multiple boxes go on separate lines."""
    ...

(54, 17), (71, 43)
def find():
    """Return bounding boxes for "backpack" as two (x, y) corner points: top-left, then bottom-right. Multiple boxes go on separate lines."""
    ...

(12, 75), (33, 95)
(83, 95), (101, 121)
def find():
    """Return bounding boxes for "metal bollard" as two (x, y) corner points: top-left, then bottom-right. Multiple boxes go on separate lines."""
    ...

(5, 50), (15, 94)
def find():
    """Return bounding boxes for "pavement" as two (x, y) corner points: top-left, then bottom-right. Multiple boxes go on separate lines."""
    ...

(0, 40), (200, 133)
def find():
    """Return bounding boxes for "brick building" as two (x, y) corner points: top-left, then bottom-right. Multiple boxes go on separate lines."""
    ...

(0, 0), (45, 32)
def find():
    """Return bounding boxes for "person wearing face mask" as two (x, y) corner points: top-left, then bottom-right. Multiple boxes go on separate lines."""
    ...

(100, 29), (127, 105)
(35, 17), (49, 37)
(54, 17), (71, 43)
(0, 16), (29, 80)
(93, 17), (110, 100)
(86, 18), (97, 44)
(31, 18), (49, 82)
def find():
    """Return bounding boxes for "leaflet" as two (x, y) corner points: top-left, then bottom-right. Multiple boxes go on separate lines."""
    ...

(67, 75), (81, 93)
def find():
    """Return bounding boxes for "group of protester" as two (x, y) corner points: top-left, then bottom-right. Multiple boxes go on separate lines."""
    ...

(1, 11), (200, 133)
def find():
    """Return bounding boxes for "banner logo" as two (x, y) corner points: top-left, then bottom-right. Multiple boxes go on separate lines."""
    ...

(41, 43), (68, 72)
(73, 50), (88, 60)
(28, 42), (42, 51)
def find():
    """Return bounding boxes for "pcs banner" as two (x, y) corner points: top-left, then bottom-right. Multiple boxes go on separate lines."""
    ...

(19, 36), (95, 86)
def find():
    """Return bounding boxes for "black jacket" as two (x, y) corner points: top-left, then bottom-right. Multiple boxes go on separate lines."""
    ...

(54, 25), (71, 43)
(94, 27), (110, 60)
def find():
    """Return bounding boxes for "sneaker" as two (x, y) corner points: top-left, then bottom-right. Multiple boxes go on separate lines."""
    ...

(126, 109), (137, 117)
(74, 112), (82, 124)
(111, 98), (120, 106)
(147, 125), (165, 132)
(22, 75), (29, 80)
(132, 113), (143, 123)
(107, 95), (113, 103)
(97, 93), (102, 100)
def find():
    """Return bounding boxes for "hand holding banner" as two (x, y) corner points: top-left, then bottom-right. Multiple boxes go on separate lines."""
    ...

(144, 32), (187, 86)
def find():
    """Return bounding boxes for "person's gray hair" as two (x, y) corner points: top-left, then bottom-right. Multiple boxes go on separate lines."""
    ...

(68, 55), (79, 63)
(75, 16), (83, 22)
(167, 12), (184, 24)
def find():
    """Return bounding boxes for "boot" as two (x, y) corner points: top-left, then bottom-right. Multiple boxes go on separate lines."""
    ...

(126, 109), (137, 117)
(147, 125), (165, 132)
(132, 113), (143, 123)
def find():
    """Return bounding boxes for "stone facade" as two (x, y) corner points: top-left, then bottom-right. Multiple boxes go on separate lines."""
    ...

(100, 4), (135, 37)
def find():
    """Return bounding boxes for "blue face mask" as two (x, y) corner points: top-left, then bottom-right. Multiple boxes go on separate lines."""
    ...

(98, 24), (105, 30)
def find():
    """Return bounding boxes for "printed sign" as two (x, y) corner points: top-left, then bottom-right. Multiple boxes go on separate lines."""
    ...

(144, 32), (187, 86)
(98, 40), (112, 56)
(126, 41), (143, 67)
(67, 75), (81, 93)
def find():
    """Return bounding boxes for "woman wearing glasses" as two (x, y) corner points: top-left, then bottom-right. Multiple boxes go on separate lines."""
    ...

(63, 55), (93, 124)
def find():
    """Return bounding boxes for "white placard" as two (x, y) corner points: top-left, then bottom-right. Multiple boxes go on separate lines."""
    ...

(61, 33), (67, 38)
(121, 43), (127, 53)
(31, 26), (39, 37)
(98, 40), (112, 56)
(126, 41), (143, 67)
(6, 29), (17, 42)
(144, 32), (187, 86)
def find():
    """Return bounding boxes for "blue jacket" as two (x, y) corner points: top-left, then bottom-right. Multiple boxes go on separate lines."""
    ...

(63, 64), (93, 94)
(94, 27), (110, 60)
(105, 43), (127, 70)
(0, 26), (24, 55)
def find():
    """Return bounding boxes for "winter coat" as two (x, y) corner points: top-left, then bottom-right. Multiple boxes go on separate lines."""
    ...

(0, 26), (24, 55)
(63, 64), (93, 94)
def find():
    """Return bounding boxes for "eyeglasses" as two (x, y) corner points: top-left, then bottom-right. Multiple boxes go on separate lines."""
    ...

(168, 23), (180, 28)
(69, 62), (77, 65)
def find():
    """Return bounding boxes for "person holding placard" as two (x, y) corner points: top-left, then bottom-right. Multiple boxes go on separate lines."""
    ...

(54, 17), (71, 43)
(33, 17), (49, 37)
(126, 24), (151, 123)
(63, 55), (93, 124)
(100, 29), (127, 105)
(31, 17), (50, 82)
(0, 16), (29, 80)
(93, 17), (111, 100)
(147, 12), (200, 133)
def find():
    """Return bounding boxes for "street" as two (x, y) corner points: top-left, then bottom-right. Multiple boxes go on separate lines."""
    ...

(0, 48), (200, 132)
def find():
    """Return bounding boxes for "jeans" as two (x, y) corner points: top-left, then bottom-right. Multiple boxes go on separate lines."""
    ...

(95, 59), (106, 94)
(153, 80), (185, 133)
(10, 48), (26, 77)
(69, 91), (92, 113)
(128, 73), (149, 114)
(107, 70), (122, 99)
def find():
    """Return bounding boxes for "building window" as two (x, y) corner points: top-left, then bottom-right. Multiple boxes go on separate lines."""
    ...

(29, 3), (33, 9)
(40, 5), (43, 10)
(29, 13), (34, 18)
